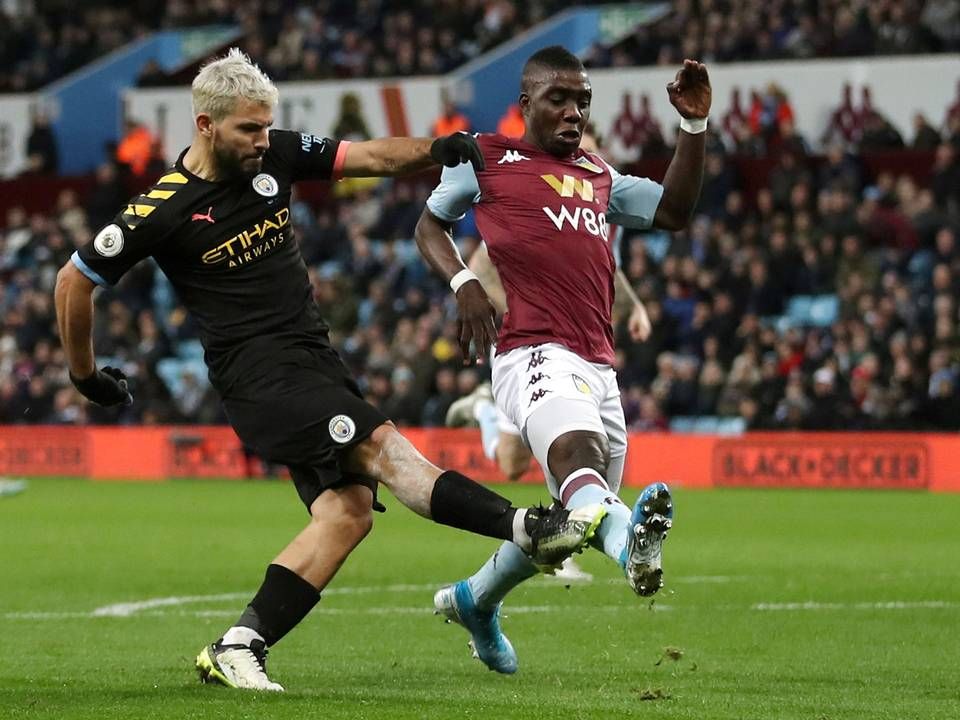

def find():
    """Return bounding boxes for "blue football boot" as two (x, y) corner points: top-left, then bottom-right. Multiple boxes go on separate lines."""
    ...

(620, 482), (673, 596)
(433, 580), (518, 674)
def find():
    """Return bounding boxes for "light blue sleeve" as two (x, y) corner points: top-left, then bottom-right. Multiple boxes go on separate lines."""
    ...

(425, 162), (481, 222)
(606, 164), (664, 230)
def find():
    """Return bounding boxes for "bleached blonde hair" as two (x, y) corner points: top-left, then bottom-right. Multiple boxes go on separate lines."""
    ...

(191, 48), (279, 121)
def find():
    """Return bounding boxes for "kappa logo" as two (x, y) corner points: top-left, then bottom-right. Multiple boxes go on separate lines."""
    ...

(329, 414), (356, 444)
(528, 388), (552, 406)
(497, 150), (530, 164)
(526, 372), (550, 388)
(191, 206), (215, 224)
(526, 350), (547, 371)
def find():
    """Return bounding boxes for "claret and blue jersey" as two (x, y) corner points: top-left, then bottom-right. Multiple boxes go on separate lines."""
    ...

(427, 133), (664, 365)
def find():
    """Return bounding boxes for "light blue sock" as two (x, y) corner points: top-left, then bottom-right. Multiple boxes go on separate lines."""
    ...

(474, 399), (500, 460)
(467, 541), (538, 609)
(565, 481), (631, 566)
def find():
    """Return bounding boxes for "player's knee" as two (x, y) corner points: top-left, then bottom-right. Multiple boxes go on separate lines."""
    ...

(546, 430), (609, 480)
(500, 461), (526, 483)
(344, 507), (374, 542)
(497, 438), (531, 481)
(349, 422), (410, 481)
(311, 485), (374, 541)
(341, 489), (374, 540)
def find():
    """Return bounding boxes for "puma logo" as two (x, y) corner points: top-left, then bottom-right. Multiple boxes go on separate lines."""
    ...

(191, 206), (215, 224)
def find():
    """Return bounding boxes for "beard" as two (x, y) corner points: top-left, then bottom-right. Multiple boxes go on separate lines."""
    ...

(212, 141), (263, 181)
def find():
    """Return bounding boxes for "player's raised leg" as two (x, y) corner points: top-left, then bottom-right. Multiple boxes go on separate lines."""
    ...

(344, 423), (605, 569)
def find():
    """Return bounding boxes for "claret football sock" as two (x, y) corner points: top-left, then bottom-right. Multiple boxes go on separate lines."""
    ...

(561, 469), (631, 563)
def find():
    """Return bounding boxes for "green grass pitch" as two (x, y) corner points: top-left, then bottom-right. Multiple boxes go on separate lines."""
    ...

(2, 477), (958, 719)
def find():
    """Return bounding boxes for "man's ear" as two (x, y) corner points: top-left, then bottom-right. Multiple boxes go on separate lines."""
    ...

(518, 93), (530, 116)
(196, 113), (214, 138)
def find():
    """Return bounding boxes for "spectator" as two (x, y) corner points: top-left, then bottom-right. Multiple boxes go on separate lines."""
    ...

(422, 365), (458, 426)
(634, 93), (667, 158)
(382, 364), (423, 426)
(859, 110), (905, 151)
(720, 87), (750, 151)
(136, 58), (167, 87)
(431, 97), (471, 137)
(931, 143), (960, 213)
(116, 119), (157, 177)
(822, 84), (861, 147)
(331, 93), (372, 141)
(608, 93), (640, 162)
(912, 113), (942, 151)
(921, 0), (960, 52)
(85, 162), (128, 230)
(24, 111), (59, 175)
(496, 104), (525, 138)
(802, 366), (848, 429)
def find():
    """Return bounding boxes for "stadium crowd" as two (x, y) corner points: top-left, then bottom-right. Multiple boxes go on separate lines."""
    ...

(2, 0), (958, 92)
(2, 0), (960, 433)
(586, 0), (960, 68)
(2, 0), (602, 92)
(2, 91), (960, 431)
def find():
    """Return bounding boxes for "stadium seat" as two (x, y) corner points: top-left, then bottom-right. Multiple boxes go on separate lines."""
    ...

(668, 416), (746, 436)
(178, 340), (205, 360)
(785, 295), (839, 328)
(668, 417), (696, 433)
(156, 358), (210, 397)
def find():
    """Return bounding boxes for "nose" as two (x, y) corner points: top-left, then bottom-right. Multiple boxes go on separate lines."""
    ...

(255, 128), (270, 152)
(563, 101), (582, 123)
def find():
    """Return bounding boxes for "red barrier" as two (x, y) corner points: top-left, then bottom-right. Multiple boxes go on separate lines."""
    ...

(1, 426), (958, 491)
(0, 426), (88, 476)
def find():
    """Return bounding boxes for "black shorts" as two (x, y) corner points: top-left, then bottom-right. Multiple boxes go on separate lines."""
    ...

(222, 344), (388, 512)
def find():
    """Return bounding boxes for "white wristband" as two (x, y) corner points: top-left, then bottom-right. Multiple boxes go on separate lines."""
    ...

(679, 116), (708, 134)
(449, 268), (479, 293)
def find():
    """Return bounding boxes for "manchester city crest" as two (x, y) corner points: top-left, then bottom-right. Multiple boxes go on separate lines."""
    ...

(252, 173), (279, 197)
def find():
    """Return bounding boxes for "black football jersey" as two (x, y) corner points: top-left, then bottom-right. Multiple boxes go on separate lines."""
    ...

(73, 130), (344, 392)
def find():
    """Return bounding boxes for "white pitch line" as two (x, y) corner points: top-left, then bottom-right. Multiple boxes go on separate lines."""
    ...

(8, 598), (959, 622)
(92, 592), (252, 617)
(3, 604), (664, 621)
(88, 577), (734, 617)
(8, 575), (955, 622)
(753, 600), (960, 611)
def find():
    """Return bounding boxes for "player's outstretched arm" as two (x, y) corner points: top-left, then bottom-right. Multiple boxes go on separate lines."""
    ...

(414, 208), (498, 364)
(341, 132), (485, 177)
(653, 59), (711, 231)
(54, 262), (132, 407)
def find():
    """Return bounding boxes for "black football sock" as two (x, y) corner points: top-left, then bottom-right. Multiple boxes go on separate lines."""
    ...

(230, 564), (320, 647)
(429, 470), (534, 549)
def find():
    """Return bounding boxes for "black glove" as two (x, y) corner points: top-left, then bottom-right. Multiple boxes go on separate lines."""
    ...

(430, 132), (485, 171)
(70, 366), (133, 407)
